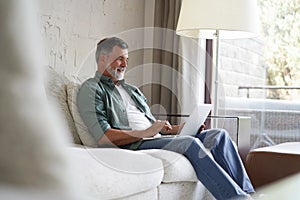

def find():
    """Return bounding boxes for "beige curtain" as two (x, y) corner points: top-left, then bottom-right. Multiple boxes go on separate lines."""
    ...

(150, 0), (181, 124)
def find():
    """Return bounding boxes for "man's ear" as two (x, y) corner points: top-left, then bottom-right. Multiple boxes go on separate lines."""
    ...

(97, 53), (109, 73)
(98, 53), (106, 64)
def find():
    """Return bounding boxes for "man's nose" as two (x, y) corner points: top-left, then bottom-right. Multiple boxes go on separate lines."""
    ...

(122, 59), (127, 67)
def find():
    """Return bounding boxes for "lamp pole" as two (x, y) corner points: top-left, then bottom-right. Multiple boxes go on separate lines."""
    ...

(212, 30), (220, 127)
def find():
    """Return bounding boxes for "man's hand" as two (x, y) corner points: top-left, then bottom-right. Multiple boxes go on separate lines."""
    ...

(160, 121), (182, 135)
(160, 120), (172, 134)
(198, 124), (206, 133)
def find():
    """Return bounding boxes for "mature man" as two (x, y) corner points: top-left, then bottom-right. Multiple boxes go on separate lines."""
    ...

(77, 37), (254, 199)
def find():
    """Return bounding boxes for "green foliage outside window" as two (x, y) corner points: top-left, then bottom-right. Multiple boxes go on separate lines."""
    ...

(258, 0), (300, 100)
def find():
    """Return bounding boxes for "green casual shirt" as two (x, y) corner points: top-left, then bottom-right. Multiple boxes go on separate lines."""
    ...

(77, 71), (156, 149)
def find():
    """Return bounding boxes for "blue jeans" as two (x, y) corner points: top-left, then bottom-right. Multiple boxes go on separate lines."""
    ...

(136, 128), (254, 200)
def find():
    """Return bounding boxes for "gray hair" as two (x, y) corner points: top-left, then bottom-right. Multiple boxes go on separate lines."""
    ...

(95, 37), (128, 64)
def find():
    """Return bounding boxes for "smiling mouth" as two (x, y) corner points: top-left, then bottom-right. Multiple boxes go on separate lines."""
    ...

(116, 67), (125, 73)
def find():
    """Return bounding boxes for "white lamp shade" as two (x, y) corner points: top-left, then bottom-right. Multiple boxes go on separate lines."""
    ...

(176, 0), (260, 39)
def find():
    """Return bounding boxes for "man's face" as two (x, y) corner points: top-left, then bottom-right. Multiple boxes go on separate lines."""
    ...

(104, 46), (128, 81)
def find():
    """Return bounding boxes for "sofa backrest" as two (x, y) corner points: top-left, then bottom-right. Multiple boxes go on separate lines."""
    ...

(44, 66), (82, 145)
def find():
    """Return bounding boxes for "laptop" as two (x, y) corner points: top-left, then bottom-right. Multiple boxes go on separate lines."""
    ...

(143, 104), (212, 140)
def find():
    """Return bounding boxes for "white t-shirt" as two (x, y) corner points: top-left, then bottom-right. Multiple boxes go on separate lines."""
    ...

(115, 85), (152, 130)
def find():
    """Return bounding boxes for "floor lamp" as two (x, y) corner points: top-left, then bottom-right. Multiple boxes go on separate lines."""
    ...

(176, 0), (260, 125)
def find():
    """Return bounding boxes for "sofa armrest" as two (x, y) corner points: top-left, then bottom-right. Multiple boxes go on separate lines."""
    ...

(69, 147), (164, 199)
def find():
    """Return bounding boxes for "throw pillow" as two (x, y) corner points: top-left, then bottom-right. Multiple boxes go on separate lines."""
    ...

(66, 82), (98, 147)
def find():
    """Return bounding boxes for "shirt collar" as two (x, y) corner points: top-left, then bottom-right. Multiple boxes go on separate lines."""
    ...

(116, 79), (125, 86)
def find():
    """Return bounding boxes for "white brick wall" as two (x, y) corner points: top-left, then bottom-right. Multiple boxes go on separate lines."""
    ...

(219, 38), (266, 98)
(38, 0), (146, 78)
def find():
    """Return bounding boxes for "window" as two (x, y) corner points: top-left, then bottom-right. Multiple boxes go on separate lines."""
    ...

(206, 0), (300, 149)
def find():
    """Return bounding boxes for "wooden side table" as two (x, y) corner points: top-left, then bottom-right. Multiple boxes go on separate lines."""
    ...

(246, 142), (300, 188)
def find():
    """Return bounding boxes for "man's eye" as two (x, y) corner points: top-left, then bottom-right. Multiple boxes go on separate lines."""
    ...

(119, 58), (128, 63)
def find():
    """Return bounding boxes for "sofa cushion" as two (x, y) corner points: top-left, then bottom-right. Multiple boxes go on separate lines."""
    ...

(45, 66), (82, 145)
(66, 82), (98, 147)
(141, 149), (198, 183)
(70, 147), (163, 199)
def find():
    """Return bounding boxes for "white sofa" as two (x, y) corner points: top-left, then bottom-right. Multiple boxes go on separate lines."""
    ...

(46, 67), (215, 200)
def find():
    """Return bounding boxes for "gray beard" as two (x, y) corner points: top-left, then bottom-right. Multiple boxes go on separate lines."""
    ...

(107, 66), (125, 80)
